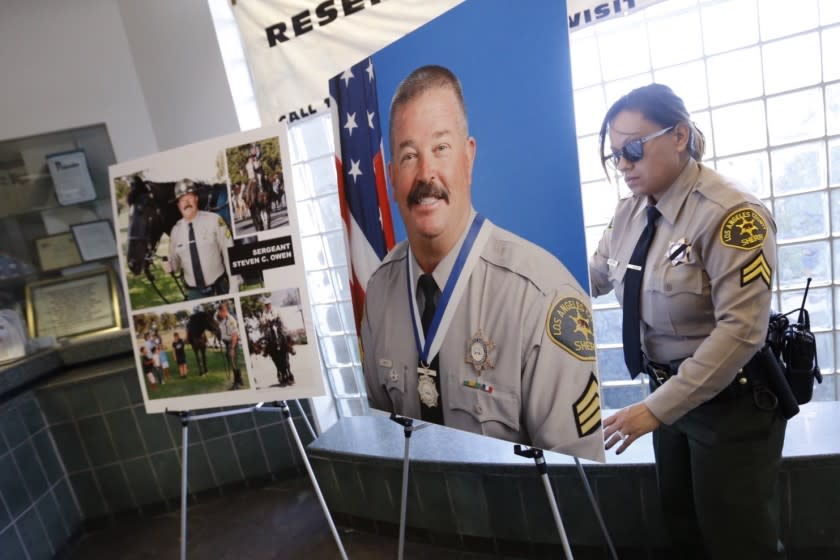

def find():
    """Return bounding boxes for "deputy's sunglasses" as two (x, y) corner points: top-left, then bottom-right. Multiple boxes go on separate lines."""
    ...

(604, 126), (674, 167)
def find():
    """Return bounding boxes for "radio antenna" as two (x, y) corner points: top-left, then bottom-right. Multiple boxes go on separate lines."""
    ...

(798, 277), (812, 325)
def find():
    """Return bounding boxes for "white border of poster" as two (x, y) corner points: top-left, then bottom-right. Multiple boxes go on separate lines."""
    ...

(338, 0), (605, 461)
(109, 123), (325, 413)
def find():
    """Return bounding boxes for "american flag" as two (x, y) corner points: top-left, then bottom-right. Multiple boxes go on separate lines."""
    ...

(329, 58), (396, 333)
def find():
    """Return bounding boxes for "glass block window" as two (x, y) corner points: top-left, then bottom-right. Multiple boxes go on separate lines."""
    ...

(288, 115), (368, 418)
(210, 0), (365, 418)
(572, 0), (840, 408)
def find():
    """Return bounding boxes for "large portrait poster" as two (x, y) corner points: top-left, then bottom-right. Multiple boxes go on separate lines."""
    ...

(109, 123), (325, 413)
(333, 0), (605, 461)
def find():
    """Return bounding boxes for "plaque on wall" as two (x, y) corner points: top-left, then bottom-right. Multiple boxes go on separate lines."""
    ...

(71, 220), (118, 261)
(46, 149), (97, 206)
(0, 309), (27, 364)
(25, 267), (121, 339)
(35, 232), (83, 272)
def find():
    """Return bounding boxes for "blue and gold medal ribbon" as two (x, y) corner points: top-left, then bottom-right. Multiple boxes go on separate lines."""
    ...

(407, 213), (487, 365)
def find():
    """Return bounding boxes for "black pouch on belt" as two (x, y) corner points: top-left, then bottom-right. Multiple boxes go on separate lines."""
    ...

(747, 345), (800, 419)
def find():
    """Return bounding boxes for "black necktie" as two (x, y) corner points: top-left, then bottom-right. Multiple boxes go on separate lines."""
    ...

(622, 206), (661, 378)
(418, 274), (443, 423)
(189, 223), (206, 289)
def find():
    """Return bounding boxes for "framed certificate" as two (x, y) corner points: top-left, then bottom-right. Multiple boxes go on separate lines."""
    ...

(71, 220), (118, 261)
(25, 267), (121, 339)
(35, 232), (83, 271)
(46, 149), (97, 206)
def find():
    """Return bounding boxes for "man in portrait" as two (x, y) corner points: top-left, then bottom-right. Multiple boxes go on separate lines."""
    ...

(360, 65), (603, 458)
(164, 179), (239, 299)
(217, 302), (245, 390)
(260, 301), (295, 388)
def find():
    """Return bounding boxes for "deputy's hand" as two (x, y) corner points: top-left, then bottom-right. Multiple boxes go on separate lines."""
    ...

(602, 402), (661, 455)
(161, 260), (172, 274)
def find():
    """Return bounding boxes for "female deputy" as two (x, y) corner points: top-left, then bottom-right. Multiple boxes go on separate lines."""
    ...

(589, 84), (785, 559)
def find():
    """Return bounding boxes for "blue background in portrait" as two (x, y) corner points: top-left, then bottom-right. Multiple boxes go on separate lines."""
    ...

(371, 0), (589, 289)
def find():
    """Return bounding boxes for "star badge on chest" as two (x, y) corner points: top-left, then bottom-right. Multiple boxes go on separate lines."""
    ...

(465, 329), (496, 374)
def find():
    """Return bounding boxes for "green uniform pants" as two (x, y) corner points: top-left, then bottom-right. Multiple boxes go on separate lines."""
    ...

(652, 387), (787, 559)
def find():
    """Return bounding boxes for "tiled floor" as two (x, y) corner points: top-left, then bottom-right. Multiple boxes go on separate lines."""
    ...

(62, 477), (513, 560)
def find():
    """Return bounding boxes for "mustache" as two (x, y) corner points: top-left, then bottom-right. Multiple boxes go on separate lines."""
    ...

(407, 180), (450, 207)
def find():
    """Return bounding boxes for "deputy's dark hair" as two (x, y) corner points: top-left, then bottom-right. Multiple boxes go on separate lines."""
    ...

(389, 65), (468, 146)
(598, 83), (705, 174)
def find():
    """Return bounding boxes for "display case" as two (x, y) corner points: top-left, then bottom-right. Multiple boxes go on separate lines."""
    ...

(0, 124), (126, 362)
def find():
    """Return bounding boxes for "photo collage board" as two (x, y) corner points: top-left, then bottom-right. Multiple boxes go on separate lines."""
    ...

(109, 123), (325, 413)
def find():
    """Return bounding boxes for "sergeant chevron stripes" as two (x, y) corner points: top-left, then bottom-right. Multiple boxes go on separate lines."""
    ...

(573, 373), (601, 437)
(741, 250), (772, 287)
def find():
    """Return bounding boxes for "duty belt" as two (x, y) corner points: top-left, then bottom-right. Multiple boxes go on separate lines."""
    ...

(643, 353), (752, 398)
(642, 354), (685, 386)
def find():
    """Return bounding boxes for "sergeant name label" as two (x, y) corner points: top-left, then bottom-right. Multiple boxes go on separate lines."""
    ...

(228, 236), (295, 277)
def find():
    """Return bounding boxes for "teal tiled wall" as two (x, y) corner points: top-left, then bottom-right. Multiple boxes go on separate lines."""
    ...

(0, 392), (81, 559)
(37, 367), (313, 528)
(308, 416), (840, 557)
(0, 358), (314, 560)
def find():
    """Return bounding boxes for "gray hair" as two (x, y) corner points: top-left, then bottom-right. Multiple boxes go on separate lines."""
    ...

(389, 65), (468, 149)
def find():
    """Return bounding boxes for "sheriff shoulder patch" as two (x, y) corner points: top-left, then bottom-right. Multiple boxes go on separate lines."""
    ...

(741, 250), (772, 288)
(720, 208), (768, 250)
(546, 297), (596, 361)
(573, 372), (601, 438)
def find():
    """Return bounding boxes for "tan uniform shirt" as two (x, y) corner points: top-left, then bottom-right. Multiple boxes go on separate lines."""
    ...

(590, 161), (777, 425)
(218, 313), (239, 343)
(362, 219), (604, 461)
(169, 210), (234, 289)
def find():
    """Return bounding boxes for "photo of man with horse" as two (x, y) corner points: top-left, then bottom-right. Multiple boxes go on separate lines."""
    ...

(226, 138), (289, 236)
(240, 289), (308, 390)
(114, 171), (263, 310)
(131, 298), (248, 399)
(164, 178), (240, 300)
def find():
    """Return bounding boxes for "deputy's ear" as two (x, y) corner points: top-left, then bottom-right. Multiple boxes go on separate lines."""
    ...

(465, 137), (477, 183)
(673, 123), (691, 153)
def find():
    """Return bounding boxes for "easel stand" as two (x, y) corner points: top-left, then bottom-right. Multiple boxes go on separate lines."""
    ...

(167, 401), (346, 560)
(574, 457), (618, 560)
(513, 445), (574, 559)
(256, 402), (348, 560)
(390, 413), (430, 560)
(294, 399), (318, 439)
